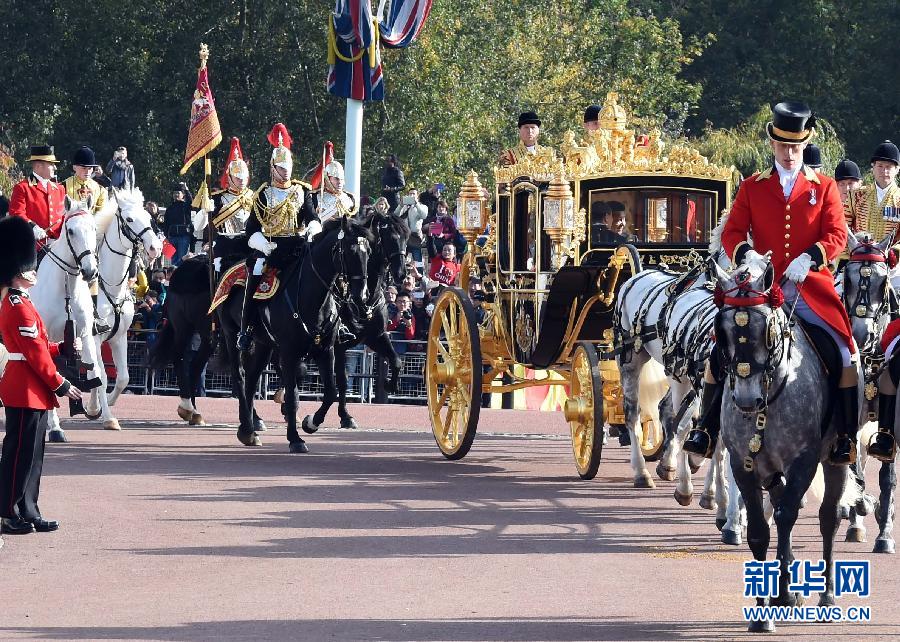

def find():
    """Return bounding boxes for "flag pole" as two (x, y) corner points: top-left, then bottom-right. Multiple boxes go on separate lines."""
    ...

(345, 99), (364, 199)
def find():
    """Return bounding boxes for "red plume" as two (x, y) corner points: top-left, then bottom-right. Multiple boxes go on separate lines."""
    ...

(267, 123), (292, 150)
(219, 137), (246, 189)
(309, 141), (335, 190)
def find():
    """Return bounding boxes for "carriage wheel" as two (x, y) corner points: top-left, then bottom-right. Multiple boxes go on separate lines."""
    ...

(565, 342), (604, 480)
(639, 415), (666, 462)
(426, 287), (482, 460)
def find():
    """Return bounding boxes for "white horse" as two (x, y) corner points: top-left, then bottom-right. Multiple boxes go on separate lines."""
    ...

(91, 188), (162, 410)
(30, 196), (108, 437)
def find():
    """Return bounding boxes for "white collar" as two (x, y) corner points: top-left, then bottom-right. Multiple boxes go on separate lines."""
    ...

(33, 173), (50, 188)
(774, 161), (801, 182)
(876, 182), (891, 204)
(525, 145), (536, 153)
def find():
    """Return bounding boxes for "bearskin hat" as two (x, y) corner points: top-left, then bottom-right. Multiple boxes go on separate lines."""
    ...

(0, 216), (38, 285)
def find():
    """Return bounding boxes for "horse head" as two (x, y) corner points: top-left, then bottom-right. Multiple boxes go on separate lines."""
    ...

(326, 216), (373, 314)
(714, 258), (789, 413)
(113, 188), (162, 260)
(62, 194), (99, 282)
(843, 230), (895, 354)
(369, 211), (409, 284)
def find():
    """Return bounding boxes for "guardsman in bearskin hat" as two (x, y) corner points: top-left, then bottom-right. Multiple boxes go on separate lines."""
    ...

(237, 123), (320, 351)
(685, 101), (860, 465)
(847, 140), (900, 244)
(498, 111), (546, 167)
(7, 145), (66, 249)
(209, 137), (253, 276)
(0, 216), (82, 537)
(834, 159), (863, 207)
(62, 146), (106, 214)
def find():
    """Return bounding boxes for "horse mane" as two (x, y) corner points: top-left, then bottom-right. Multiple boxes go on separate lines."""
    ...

(321, 217), (375, 244)
(708, 208), (730, 254)
(94, 197), (118, 237)
(95, 188), (146, 238)
(361, 211), (410, 241)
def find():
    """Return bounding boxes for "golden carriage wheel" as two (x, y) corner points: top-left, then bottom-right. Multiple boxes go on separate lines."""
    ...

(426, 287), (483, 460)
(565, 342), (604, 480)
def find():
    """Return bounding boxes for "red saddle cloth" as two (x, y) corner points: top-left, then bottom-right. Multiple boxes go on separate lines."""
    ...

(207, 264), (281, 314)
(882, 318), (900, 355)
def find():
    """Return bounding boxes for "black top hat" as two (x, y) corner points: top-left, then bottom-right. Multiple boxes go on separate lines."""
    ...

(583, 105), (601, 123)
(608, 201), (626, 213)
(26, 144), (59, 163)
(517, 111), (541, 128)
(766, 101), (816, 144)
(834, 159), (862, 182)
(72, 146), (98, 167)
(803, 144), (822, 168)
(871, 140), (900, 165)
(590, 201), (610, 221)
(0, 216), (38, 285)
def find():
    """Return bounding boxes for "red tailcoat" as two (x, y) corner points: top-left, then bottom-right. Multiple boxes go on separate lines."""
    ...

(0, 289), (67, 410)
(7, 175), (66, 245)
(722, 165), (854, 351)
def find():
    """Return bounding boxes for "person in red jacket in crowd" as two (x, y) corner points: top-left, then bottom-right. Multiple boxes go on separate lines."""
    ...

(387, 291), (416, 356)
(7, 145), (66, 251)
(0, 216), (82, 537)
(428, 243), (461, 289)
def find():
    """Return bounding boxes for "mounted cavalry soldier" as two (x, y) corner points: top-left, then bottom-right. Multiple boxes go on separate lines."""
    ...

(209, 137), (253, 276)
(498, 111), (546, 167)
(685, 101), (860, 465)
(7, 145), (66, 250)
(0, 216), (82, 537)
(316, 160), (357, 226)
(847, 140), (900, 245)
(237, 123), (320, 351)
(62, 146), (106, 215)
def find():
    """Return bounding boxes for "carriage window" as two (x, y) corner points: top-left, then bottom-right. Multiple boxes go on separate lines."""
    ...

(587, 188), (715, 246)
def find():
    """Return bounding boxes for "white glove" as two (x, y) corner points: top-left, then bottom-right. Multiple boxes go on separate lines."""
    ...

(248, 231), (277, 256)
(32, 224), (47, 241)
(305, 220), (323, 241)
(742, 249), (768, 274)
(784, 253), (815, 283)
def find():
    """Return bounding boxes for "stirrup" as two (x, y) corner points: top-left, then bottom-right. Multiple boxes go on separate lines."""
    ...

(828, 436), (856, 466)
(93, 319), (111, 336)
(868, 430), (897, 463)
(236, 329), (253, 352)
(684, 427), (715, 459)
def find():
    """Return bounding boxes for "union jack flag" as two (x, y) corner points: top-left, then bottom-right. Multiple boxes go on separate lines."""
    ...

(327, 0), (432, 102)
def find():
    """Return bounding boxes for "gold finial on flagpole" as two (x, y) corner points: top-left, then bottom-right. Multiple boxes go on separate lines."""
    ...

(199, 43), (209, 69)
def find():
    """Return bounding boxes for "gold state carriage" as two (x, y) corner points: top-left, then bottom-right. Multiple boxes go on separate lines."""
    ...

(426, 93), (735, 478)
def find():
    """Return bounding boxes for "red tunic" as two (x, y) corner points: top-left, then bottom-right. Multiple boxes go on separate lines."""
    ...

(722, 165), (854, 352)
(0, 289), (67, 410)
(7, 175), (66, 246)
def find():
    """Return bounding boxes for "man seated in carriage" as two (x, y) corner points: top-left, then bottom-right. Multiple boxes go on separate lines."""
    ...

(208, 137), (253, 276)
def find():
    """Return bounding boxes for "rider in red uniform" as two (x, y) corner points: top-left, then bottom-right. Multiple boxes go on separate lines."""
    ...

(684, 101), (859, 465)
(0, 216), (82, 536)
(7, 145), (66, 251)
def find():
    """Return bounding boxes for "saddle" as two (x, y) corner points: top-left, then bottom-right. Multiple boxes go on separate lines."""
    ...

(207, 263), (282, 314)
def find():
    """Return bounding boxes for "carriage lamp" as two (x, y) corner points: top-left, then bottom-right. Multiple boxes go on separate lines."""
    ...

(543, 166), (584, 269)
(455, 170), (489, 244)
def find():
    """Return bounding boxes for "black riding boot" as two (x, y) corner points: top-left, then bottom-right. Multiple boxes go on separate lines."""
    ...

(829, 386), (860, 465)
(237, 272), (262, 352)
(869, 392), (897, 463)
(683, 379), (724, 458)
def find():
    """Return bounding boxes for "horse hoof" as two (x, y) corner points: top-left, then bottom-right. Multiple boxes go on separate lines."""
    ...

(674, 489), (693, 506)
(237, 431), (261, 447)
(687, 453), (703, 474)
(177, 407), (193, 422)
(103, 419), (121, 431)
(873, 539), (896, 554)
(721, 529), (741, 546)
(189, 413), (206, 426)
(845, 526), (866, 543)
(655, 462), (676, 482)
(633, 474), (655, 489)
(839, 505), (850, 520)
(856, 495), (874, 517)
(84, 409), (102, 420)
(608, 425), (621, 438)
(340, 417), (359, 429)
(253, 420), (267, 433)
(273, 389), (285, 405)
(771, 592), (803, 608)
(747, 619), (774, 633)
(48, 430), (68, 444)
(699, 493), (717, 511)
(289, 441), (309, 454)
(715, 517), (727, 532)
(818, 594), (835, 608)
(301, 415), (319, 434)
(799, 495), (807, 509)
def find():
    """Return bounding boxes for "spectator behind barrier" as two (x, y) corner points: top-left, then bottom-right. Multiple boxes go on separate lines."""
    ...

(387, 291), (415, 355)
(381, 154), (406, 212)
(428, 243), (461, 291)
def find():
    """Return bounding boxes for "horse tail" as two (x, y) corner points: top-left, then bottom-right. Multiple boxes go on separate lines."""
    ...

(637, 360), (668, 421)
(806, 462), (864, 509)
(147, 318), (176, 369)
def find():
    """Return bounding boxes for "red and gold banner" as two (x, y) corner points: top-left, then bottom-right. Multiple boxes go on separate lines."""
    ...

(180, 44), (222, 175)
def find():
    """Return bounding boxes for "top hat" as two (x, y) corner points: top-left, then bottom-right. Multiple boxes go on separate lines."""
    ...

(803, 144), (822, 168)
(871, 140), (900, 165)
(583, 105), (601, 124)
(517, 111), (541, 128)
(26, 144), (59, 163)
(590, 200), (610, 221)
(766, 101), (816, 145)
(72, 146), (98, 167)
(608, 201), (626, 213)
(0, 216), (38, 285)
(834, 159), (862, 182)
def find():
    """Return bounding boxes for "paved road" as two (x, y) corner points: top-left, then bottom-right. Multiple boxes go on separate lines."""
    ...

(0, 397), (897, 641)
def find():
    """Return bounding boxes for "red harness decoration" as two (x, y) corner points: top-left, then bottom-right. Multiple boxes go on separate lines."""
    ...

(714, 281), (784, 309)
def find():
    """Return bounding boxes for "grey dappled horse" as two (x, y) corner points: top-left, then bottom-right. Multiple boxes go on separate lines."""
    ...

(714, 260), (859, 633)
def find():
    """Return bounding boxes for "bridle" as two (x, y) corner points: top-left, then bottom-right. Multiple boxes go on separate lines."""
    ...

(43, 209), (95, 277)
(843, 242), (893, 330)
(308, 226), (371, 319)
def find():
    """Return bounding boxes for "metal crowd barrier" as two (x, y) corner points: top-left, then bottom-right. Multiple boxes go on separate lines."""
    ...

(109, 329), (428, 404)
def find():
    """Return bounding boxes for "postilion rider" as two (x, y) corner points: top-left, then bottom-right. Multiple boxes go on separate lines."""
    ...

(0, 216), (83, 537)
(684, 101), (860, 466)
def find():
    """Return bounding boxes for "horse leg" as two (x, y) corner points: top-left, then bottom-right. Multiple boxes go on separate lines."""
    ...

(770, 455), (818, 608)
(185, 336), (211, 426)
(733, 466), (774, 633)
(308, 348), (337, 429)
(657, 383), (685, 483)
(247, 345), (271, 434)
(669, 381), (696, 505)
(106, 333), (130, 406)
(873, 461), (897, 554)
(83, 329), (118, 431)
(46, 408), (67, 443)
(238, 345), (265, 446)
(711, 440), (729, 532)
(818, 463), (849, 606)
(619, 353), (653, 488)
(279, 349), (307, 453)
(334, 346), (356, 429)
(721, 453), (744, 545)
(369, 332), (401, 394)
(844, 459), (868, 542)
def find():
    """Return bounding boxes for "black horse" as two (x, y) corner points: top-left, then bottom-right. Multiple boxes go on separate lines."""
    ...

(314, 210), (409, 430)
(242, 217), (373, 453)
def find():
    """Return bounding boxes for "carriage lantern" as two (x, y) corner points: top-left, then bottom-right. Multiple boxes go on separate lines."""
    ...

(455, 170), (489, 244)
(543, 164), (581, 269)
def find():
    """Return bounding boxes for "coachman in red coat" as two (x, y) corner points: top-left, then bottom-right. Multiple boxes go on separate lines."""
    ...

(684, 101), (860, 465)
(0, 216), (82, 537)
(7, 145), (66, 250)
